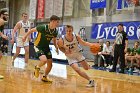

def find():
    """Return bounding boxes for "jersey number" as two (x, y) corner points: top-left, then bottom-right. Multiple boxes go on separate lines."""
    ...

(25, 29), (28, 32)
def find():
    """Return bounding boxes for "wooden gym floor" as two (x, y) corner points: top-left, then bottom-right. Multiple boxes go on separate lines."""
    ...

(0, 56), (140, 93)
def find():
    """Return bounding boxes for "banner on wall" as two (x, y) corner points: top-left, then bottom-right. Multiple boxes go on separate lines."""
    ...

(3, 29), (12, 37)
(29, 0), (37, 19)
(45, 0), (53, 18)
(37, 0), (45, 19)
(53, 0), (63, 17)
(57, 26), (65, 38)
(117, 0), (137, 9)
(91, 21), (140, 40)
(117, 0), (123, 9)
(64, 0), (74, 16)
(90, 0), (106, 9)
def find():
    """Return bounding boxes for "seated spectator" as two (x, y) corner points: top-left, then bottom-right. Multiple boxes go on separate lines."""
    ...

(125, 41), (139, 72)
(100, 41), (113, 68)
(92, 38), (105, 68)
(125, 48), (132, 66)
(135, 47), (140, 70)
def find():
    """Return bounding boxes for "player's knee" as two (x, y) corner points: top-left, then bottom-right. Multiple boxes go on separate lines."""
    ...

(40, 58), (47, 62)
(84, 67), (89, 70)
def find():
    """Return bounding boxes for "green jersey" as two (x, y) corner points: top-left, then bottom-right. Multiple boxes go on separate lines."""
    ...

(127, 48), (131, 53)
(130, 47), (139, 55)
(0, 25), (4, 32)
(35, 24), (58, 47)
(136, 48), (140, 55)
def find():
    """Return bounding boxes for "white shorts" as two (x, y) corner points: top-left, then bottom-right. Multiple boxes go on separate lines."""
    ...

(66, 52), (85, 65)
(16, 37), (29, 47)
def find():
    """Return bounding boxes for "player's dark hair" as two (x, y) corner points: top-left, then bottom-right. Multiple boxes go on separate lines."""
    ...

(22, 12), (27, 16)
(50, 15), (60, 21)
(66, 25), (73, 30)
(0, 9), (7, 16)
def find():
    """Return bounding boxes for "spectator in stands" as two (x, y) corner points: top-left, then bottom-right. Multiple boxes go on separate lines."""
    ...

(92, 38), (105, 68)
(125, 41), (139, 72)
(125, 47), (132, 68)
(100, 41), (113, 68)
(135, 45), (140, 71)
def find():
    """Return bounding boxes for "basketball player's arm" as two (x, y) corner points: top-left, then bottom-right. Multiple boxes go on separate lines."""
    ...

(124, 40), (128, 53)
(112, 41), (116, 51)
(52, 37), (59, 54)
(52, 37), (58, 49)
(22, 28), (37, 42)
(11, 22), (21, 44)
(27, 27), (32, 42)
(0, 19), (8, 39)
(76, 35), (92, 46)
(57, 38), (66, 53)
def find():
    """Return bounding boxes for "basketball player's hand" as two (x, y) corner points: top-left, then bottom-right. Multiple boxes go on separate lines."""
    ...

(22, 37), (26, 42)
(2, 35), (8, 40)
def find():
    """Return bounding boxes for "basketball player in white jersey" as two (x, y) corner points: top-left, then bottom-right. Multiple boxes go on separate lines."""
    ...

(11, 13), (31, 66)
(57, 25), (94, 87)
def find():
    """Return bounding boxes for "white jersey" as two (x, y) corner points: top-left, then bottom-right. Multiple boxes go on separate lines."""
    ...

(62, 33), (85, 65)
(16, 20), (30, 47)
(62, 33), (82, 53)
(17, 20), (30, 37)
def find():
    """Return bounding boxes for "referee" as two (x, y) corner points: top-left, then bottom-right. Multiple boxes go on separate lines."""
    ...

(110, 24), (128, 73)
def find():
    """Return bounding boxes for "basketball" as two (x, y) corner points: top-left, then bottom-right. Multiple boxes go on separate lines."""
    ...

(90, 43), (101, 54)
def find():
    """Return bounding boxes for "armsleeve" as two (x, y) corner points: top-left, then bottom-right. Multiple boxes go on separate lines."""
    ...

(36, 25), (45, 33)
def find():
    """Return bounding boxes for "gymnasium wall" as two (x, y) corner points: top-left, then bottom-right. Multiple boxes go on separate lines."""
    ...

(9, 0), (30, 27)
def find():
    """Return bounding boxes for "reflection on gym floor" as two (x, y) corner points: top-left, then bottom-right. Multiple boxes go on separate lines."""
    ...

(0, 56), (140, 93)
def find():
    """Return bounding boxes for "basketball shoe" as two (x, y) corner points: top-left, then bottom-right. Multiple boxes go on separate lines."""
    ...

(86, 80), (94, 87)
(0, 75), (4, 79)
(34, 66), (40, 78)
(41, 76), (52, 83)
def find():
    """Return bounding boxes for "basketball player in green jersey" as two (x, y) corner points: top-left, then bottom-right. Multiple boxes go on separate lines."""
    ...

(11, 13), (31, 66)
(22, 15), (60, 82)
(0, 9), (9, 79)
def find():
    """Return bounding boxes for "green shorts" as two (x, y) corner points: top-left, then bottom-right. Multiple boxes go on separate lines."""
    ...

(34, 46), (52, 59)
